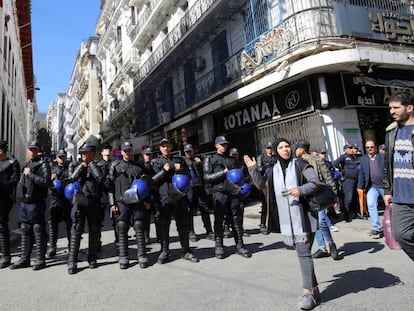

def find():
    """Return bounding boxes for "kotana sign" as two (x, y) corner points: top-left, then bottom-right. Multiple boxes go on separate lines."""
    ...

(219, 80), (313, 131)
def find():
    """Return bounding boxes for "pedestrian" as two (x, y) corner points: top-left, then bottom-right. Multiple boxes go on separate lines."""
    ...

(151, 138), (199, 264)
(203, 136), (251, 259)
(182, 144), (214, 242)
(357, 140), (385, 239)
(11, 141), (51, 270)
(294, 140), (340, 261)
(66, 143), (104, 274)
(383, 91), (414, 261)
(46, 149), (72, 258)
(244, 138), (320, 310)
(108, 141), (151, 269)
(378, 144), (386, 154)
(333, 143), (360, 222)
(256, 142), (277, 235)
(0, 140), (20, 269)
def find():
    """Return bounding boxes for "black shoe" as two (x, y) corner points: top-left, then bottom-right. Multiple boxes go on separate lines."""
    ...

(46, 247), (56, 259)
(157, 250), (170, 264)
(205, 232), (215, 241)
(89, 260), (98, 269)
(344, 211), (352, 223)
(0, 257), (11, 269)
(32, 261), (46, 271)
(329, 243), (340, 260)
(312, 249), (330, 259)
(236, 246), (251, 258)
(189, 231), (197, 242)
(9, 259), (30, 270)
(260, 225), (270, 235)
(138, 256), (148, 269)
(68, 266), (77, 275)
(369, 230), (384, 239)
(182, 252), (199, 263)
(215, 247), (224, 259)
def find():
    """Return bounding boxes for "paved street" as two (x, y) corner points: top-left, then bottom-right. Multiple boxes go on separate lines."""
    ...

(1, 201), (413, 311)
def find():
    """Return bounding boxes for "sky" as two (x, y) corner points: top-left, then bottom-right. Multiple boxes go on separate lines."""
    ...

(31, 1), (101, 112)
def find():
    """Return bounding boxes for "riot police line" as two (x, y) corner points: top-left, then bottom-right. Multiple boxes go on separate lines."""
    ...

(0, 136), (256, 274)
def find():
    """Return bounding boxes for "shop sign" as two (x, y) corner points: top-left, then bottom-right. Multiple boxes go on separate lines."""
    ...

(219, 80), (313, 131)
(335, 3), (414, 44)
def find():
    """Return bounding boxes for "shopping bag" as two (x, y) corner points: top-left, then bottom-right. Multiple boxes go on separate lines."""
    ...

(383, 204), (402, 250)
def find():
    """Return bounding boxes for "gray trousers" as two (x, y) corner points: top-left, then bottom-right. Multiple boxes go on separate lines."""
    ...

(296, 233), (318, 289)
(392, 203), (414, 261)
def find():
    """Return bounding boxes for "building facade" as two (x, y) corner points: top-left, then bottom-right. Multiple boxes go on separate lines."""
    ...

(0, 0), (36, 163)
(71, 0), (414, 161)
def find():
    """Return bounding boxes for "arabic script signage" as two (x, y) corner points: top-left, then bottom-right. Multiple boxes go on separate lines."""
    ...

(335, 3), (414, 44)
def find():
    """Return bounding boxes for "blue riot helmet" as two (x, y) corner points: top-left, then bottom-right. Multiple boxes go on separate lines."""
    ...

(123, 178), (150, 204)
(172, 174), (190, 193)
(239, 183), (251, 197)
(226, 169), (244, 186)
(52, 179), (63, 193)
(331, 170), (341, 181)
(131, 178), (150, 199)
(64, 181), (82, 201)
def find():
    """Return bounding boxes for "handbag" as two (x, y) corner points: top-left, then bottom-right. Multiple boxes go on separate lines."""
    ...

(306, 183), (335, 213)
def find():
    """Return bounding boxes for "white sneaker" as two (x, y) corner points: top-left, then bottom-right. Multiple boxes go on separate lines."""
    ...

(330, 226), (339, 232)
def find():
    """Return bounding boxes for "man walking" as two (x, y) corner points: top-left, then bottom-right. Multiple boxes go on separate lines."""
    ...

(383, 92), (414, 261)
(357, 140), (384, 239)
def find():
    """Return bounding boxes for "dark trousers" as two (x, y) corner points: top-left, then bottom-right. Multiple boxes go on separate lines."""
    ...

(342, 178), (357, 213)
(212, 192), (242, 238)
(158, 195), (192, 253)
(48, 196), (72, 241)
(188, 186), (213, 233)
(392, 203), (414, 261)
(0, 199), (13, 258)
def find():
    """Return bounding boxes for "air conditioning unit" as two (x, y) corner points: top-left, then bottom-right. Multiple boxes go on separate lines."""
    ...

(193, 57), (206, 72)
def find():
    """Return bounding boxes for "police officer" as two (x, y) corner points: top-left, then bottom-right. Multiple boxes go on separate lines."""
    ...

(256, 142), (277, 234)
(204, 136), (251, 259)
(66, 143), (104, 274)
(108, 141), (152, 269)
(334, 143), (360, 222)
(98, 145), (114, 247)
(182, 144), (214, 242)
(152, 138), (199, 264)
(0, 140), (20, 268)
(11, 141), (51, 270)
(46, 149), (71, 258)
(140, 147), (160, 244)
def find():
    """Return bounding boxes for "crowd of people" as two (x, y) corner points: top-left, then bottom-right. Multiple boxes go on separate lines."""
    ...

(0, 91), (413, 310)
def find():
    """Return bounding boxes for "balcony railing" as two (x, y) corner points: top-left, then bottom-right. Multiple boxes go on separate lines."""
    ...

(135, 0), (218, 84)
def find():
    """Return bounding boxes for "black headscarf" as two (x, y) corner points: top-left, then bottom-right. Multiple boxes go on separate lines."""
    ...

(274, 138), (292, 178)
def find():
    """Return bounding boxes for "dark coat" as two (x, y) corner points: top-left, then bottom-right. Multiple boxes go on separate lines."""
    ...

(357, 152), (384, 190)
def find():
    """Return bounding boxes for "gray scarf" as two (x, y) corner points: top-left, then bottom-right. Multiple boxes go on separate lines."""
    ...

(273, 159), (311, 246)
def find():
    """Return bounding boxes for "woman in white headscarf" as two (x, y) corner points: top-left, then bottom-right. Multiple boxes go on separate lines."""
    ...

(244, 138), (320, 310)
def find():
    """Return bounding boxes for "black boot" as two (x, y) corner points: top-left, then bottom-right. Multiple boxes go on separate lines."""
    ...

(157, 226), (170, 264)
(67, 228), (81, 275)
(46, 220), (58, 259)
(32, 224), (47, 270)
(214, 234), (224, 259)
(233, 216), (251, 258)
(0, 222), (11, 268)
(88, 223), (100, 269)
(134, 221), (148, 268)
(9, 224), (32, 269)
(117, 221), (130, 269)
(178, 227), (199, 263)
